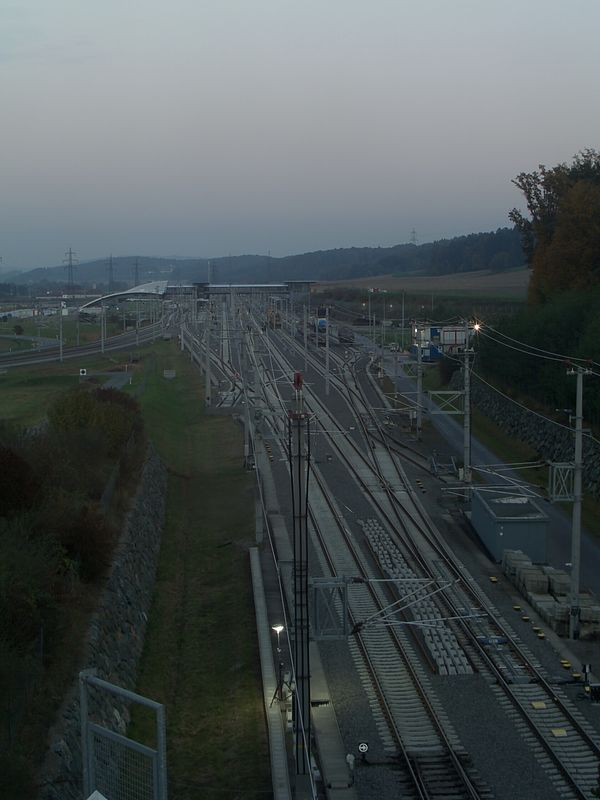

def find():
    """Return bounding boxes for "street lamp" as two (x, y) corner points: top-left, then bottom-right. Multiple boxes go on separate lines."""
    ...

(271, 625), (285, 703)
(272, 624), (284, 643)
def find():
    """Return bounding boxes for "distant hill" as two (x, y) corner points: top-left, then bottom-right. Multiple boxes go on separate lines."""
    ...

(8, 227), (523, 290)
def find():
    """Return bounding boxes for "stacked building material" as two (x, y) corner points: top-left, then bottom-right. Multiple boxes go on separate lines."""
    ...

(501, 550), (600, 638)
(541, 565), (570, 598)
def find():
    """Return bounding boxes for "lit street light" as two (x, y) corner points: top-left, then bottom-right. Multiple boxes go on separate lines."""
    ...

(271, 625), (285, 702)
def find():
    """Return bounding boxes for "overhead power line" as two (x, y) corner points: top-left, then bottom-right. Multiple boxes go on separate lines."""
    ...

(480, 323), (600, 369)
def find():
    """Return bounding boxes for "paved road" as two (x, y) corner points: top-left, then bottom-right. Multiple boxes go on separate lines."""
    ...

(381, 349), (600, 601)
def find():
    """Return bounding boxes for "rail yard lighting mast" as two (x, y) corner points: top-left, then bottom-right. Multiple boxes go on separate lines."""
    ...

(288, 371), (311, 783)
(567, 363), (591, 639)
(416, 323), (422, 440)
(462, 321), (479, 488)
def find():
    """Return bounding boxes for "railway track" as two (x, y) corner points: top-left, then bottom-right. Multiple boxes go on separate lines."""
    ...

(185, 305), (600, 799)
(268, 323), (600, 799)
(254, 326), (493, 798)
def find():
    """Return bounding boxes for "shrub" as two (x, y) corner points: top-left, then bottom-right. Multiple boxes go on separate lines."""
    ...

(438, 355), (461, 386)
(57, 503), (115, 582)
(0, 446), (40, 517)
(0, 752), (36, 800)
(47, 387), (97, 432)
(0, 518), (61, 647)
(47, 386), (141, 456)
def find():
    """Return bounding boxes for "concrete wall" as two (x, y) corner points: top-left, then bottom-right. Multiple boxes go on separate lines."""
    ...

(452, 370), (600, 500)
(38, 448), (167, 800)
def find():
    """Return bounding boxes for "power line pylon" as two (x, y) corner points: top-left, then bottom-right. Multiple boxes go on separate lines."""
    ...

(107, 254), (114, 291)
(63, 248), (78, 292)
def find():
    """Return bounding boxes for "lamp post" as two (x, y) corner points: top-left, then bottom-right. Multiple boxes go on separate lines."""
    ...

(272, 625), (285, 702)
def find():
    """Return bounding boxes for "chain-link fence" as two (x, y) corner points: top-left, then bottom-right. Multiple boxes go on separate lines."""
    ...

(80, 671), (167, 800)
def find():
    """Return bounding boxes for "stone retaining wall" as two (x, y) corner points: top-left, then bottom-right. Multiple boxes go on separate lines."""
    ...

(38, 448), (167, 800)
(454, 369), (600, 500)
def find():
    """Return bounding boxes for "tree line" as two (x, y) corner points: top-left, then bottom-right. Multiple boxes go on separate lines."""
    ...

(479, 150), (600, 426)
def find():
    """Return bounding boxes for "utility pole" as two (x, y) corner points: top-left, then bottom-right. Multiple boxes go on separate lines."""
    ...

(416, 322), (423, 440)
(463, 320), (472, 486)
(63, 248), (77, 293)
(204, 307), (212, 407)
(325, 307), (330, 396)
(100, 304), (105, 353)
(303, 305), (308, 372)
(59, 302), (64, 363)
(568, 365), (591, 638)
(134, 257), (140, 287)
(288, 372), (311, 785)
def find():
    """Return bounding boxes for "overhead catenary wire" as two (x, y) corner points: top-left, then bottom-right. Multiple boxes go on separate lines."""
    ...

(483, 321), (600, 369)
(478, 328), (600, 381)
(470, 367), (600, 447)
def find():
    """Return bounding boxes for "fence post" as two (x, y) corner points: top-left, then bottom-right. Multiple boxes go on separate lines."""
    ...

(80, 671), (90, 798)
(156, 704), (168, 800)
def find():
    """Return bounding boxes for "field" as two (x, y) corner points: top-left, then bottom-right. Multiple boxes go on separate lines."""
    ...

(318, 266), (530, 299)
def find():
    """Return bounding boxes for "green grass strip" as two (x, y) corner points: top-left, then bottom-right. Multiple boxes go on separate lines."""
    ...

(131, 346), (271, 800)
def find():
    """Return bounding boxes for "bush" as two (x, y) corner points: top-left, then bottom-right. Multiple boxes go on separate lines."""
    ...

(57, 503), (115, 582)
(0, 752), (36, 800)
(37, 493), (114, 582)
(48, 386), (140, 456)
(0, 518), (61, 647)
(47, 387), (97, 432)
(29, 429), (111, 499)
(438, 355), (461, 386)
(0, 446), (40, 517)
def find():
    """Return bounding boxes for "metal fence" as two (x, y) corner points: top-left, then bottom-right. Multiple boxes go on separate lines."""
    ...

(80, 671), (167, 800)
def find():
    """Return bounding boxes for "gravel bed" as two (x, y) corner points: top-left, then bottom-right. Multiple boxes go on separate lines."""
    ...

(319, 638), (409, 800)
(432, 671), (559, 800)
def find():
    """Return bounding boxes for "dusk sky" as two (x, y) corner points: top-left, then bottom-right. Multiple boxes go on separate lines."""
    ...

(1, 0), (598, 270)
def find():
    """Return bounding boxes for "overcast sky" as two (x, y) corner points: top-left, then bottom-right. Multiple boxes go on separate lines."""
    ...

(1, 0), (598, 270)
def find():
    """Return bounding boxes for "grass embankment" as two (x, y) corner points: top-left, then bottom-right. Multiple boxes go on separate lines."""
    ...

(131, 348), (271, 800)
(0, 343), (269, 797)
